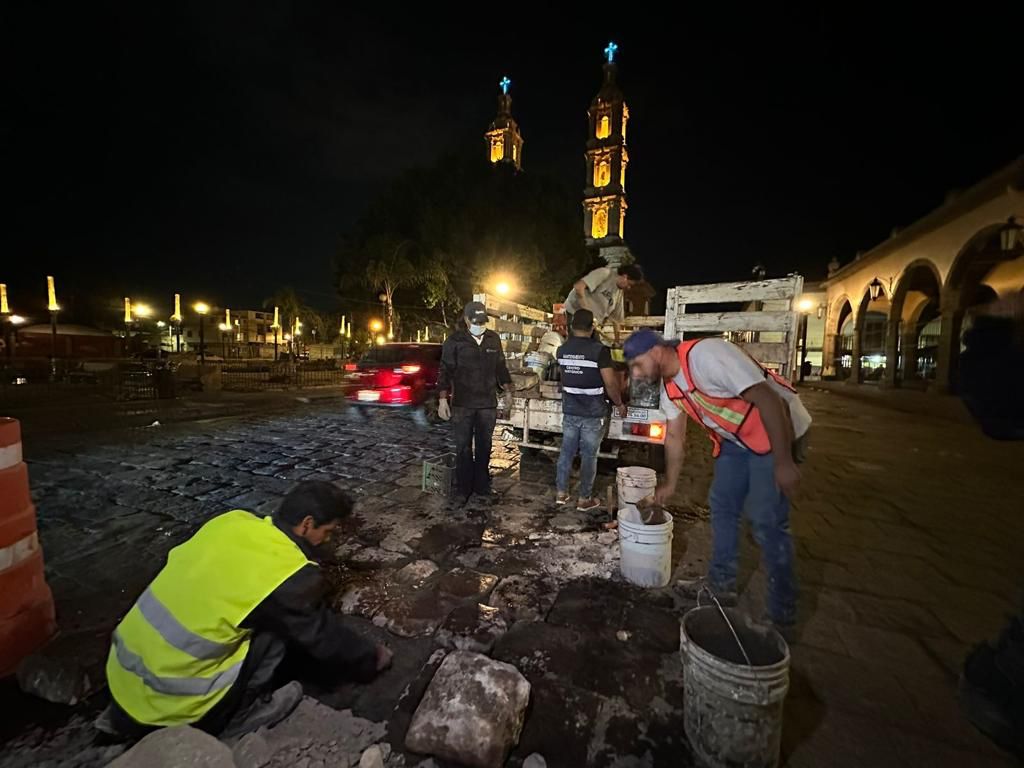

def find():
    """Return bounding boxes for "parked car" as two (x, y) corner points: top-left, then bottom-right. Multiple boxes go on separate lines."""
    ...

(345, 343), (443, 415)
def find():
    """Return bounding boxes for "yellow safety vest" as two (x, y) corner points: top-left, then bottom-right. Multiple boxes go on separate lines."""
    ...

(106, 511), (314, 726)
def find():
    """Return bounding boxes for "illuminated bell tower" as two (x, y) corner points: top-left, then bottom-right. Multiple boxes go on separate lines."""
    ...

(583, 41), (631, 267)
(485, 76), (524, 171)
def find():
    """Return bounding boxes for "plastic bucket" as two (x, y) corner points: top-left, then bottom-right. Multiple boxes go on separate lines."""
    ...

(617, 466), (657, 510)
(680, 606), (790, 768)
(617, 508), (673, 587)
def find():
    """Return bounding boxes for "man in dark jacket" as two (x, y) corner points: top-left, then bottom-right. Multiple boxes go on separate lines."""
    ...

(437, 301), (513, 502)
(101, 481), (390, 741)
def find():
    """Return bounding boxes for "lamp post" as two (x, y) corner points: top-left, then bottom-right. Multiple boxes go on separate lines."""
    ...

(0, 283), (10, 365)
(46, 276), (60, 380)
(797, 298), (814, 382)
(8, 314), (26, 363)
(171, 294), (183, 353)
(194, 302), (209, 364)
(271, 306), (280, 362)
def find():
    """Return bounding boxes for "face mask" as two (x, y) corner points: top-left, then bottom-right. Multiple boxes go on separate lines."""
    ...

(469, 323), (486, 337)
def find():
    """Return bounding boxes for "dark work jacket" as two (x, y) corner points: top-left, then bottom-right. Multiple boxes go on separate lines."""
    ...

(437, 329), (512, 408)
(558, 336), (611, 418)
(240, 520), (378, 680)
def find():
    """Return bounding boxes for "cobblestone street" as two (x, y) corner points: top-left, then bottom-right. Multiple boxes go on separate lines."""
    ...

(2, 389), (1022, 767)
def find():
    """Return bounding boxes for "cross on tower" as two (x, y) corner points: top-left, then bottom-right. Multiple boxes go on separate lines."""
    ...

(604, 41), (618, 63)
(500, 76), (511, 95)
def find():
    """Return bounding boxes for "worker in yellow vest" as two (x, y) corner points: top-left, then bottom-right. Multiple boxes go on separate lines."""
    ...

(100, 481), (392, 740)
(625, 330), (811, 638)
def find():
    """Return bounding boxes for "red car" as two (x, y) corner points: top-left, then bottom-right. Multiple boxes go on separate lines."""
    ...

(345, 343), (443, 412)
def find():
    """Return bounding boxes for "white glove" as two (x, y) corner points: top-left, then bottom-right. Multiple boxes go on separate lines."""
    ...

(437, 397), (451, 421)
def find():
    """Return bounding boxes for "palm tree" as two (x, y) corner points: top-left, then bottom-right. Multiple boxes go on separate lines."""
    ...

(362, 236), (420, 337)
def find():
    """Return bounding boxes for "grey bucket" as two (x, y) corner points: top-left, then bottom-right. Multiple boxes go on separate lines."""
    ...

(680, 607), (791, 768)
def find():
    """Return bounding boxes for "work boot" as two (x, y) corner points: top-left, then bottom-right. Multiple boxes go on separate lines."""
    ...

(555, 491), (571, 506)
(220, 681), (303, 740)
(576, 497), (602, 513)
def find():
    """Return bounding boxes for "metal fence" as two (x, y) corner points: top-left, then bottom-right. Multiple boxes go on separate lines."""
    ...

(0, 359), (165, 406)
(220, 361), (350, 392)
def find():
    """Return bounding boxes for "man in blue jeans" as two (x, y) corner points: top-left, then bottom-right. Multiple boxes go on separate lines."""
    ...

(555, 310), (626, 511)
(625, 330), (810, 635)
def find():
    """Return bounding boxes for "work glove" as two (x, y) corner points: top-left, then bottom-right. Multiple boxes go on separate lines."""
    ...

(437, 397), (451, 421)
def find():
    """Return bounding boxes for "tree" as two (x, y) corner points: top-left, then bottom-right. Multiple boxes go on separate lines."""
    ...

(361, 236), (420, 337)
(335, 152), (589, 324)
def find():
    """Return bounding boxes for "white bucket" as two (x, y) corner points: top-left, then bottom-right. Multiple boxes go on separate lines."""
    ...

(617, 466), (657, 510)
(617, 508), (673, 587)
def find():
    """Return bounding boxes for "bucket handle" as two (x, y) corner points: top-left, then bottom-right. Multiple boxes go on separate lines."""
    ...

(697, 582), (755, 669)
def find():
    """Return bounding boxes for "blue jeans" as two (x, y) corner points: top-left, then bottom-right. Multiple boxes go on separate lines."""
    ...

(708, 440), (798, 625)
(556, 414), (603, 498)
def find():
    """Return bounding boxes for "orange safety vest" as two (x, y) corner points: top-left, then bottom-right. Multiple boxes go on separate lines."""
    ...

(664, 340), (796, 457)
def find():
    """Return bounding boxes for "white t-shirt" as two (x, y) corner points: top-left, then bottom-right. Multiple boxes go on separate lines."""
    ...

(563, 267), (625, 324)
(660, 338), (812, 444)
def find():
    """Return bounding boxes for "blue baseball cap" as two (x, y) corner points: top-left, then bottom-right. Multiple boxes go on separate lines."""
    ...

(623, 329), (669, 360)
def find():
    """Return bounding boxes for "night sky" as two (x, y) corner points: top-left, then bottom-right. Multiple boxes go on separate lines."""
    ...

(5, 5), (1023, 320)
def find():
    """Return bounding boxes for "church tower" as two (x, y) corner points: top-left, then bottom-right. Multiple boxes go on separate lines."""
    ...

(583, 42), (631, 267)
(485, 76), (523, 171)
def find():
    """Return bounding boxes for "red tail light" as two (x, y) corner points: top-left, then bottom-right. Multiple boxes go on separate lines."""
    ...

(344, 363), (358, 372)
(649, 423), (665, 439)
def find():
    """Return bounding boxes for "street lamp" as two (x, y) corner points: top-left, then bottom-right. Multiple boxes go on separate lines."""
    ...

(171, 293), (183, 353)
(999, 215), (1022, 255)
(868, 278), (883, 302)
(46, 276), (60, 380)
(271, 306), (280, 362)
(219, 322), (230, 358)
(194, 302), (209, 364)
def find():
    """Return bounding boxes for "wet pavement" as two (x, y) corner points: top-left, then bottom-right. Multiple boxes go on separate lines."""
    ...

(1, 389), (1023, 766)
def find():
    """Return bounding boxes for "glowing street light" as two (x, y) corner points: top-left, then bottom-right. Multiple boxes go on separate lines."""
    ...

(798, 298), (815, 313)
(495, 281), (511, 296)
(369, 319), (384, 333)
(375, 334), (387, 346)
(193, 302), (210, 364)
(46, 276), (59, 378)
(10, 315), (26, 325)
(133, 303), (152, 318)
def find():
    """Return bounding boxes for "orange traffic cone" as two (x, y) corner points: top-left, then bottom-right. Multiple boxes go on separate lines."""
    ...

(0, 417), (56, 676)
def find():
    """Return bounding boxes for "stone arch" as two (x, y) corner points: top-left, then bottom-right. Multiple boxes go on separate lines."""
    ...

(826, 296), (854, 379)
(851, 282), (892, 383)
(937, 223), (1018, 391)
(886, 259), (943, 387)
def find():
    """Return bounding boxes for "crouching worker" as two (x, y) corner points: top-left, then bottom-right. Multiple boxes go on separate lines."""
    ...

(100, 481), (392, 741)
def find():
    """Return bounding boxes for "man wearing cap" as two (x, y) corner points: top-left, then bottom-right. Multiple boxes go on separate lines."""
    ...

(555, 309), (627, 511)
(624, 330), (811, 634)
(437, 302), (514, 503)
(563, 264), (644, 343)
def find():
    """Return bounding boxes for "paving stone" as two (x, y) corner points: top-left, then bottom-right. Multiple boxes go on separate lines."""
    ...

(109, 726), (234, 768)
(405, 651), (530, 768)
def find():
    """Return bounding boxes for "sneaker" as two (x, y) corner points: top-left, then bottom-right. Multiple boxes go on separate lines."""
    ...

(555, 492), (571, 506)
(220, 681), (304, 740)
(576, 497), (602, 513)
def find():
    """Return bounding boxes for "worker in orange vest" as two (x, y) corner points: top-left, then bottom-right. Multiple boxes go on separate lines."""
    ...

(625, 330), (811, 636)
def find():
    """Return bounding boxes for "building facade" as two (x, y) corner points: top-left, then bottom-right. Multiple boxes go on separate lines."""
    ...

(821, 157), (1024, 391)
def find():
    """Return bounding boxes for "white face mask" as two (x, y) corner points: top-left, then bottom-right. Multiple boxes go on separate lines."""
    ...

(469, 323), (486, 337)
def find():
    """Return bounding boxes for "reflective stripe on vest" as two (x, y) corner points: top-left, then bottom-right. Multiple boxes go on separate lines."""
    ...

(667, 339), (791, 457)
(107, 511), (313, 726)
(111, 630), (243, 697)
(135, 587), (236, 660)
(563, 386), (605, 395)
